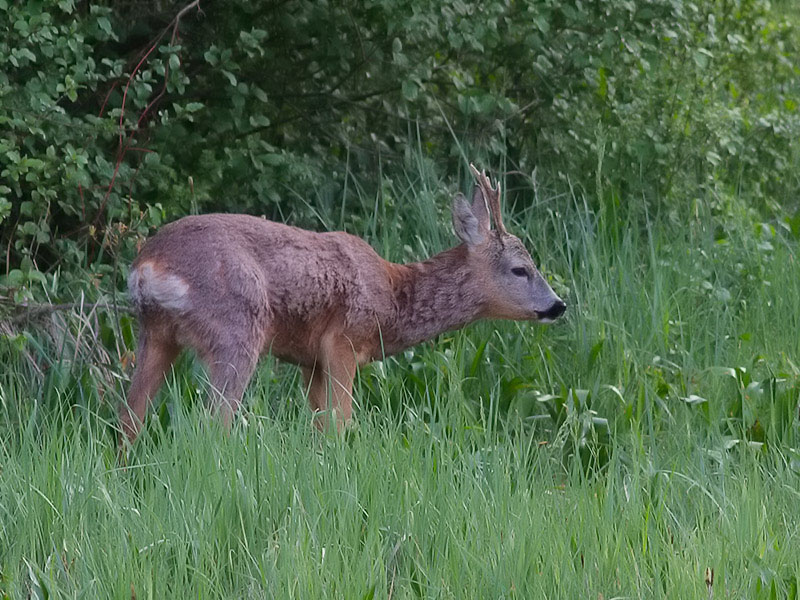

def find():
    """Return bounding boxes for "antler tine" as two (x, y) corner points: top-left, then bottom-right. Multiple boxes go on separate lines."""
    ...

(469, 163), (506, 235)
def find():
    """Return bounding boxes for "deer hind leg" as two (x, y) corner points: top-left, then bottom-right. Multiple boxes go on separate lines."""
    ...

(302, 334), (358, 431)
(120, 328), (180, 442)
(188, 260), (271, 429)
(205, 345), (261, 430)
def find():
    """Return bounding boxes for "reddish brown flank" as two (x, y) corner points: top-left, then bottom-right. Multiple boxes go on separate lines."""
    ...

(119, 165), (566, 441)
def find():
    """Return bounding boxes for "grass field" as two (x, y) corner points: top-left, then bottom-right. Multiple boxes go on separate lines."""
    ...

(2, 167), (800, 598)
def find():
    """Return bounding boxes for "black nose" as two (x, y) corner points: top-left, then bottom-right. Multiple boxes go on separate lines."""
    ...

(536, 300), (567, 320)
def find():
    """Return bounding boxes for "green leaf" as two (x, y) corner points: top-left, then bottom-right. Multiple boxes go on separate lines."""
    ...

(204, 47), (219, 66)
(252, 86), (268, 103)
(682, 394), (708, 405)
(787, 210), (800, 240)
(6, 269), (24, 287)
(0, 198), (11, 223)
(97, 16), (112, 36)
(16, 48), (36, 63)
(27, 269), (47, 284)
(693, 48), (713, 68)
(221, 69), (237, 86)
(249, 114), (270, 127)
(261, 153), (282, 166)
(401, 80), (418, 101)
(705, 151), (721, 166)
(21, 221), (38, 235)
(707, 367), (737, 379)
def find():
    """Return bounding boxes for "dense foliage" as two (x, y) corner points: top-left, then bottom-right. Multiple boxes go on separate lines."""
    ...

(1, 0), (799, 301)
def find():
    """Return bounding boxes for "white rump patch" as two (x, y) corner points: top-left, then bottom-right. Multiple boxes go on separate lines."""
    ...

(129, 262), (190, 311)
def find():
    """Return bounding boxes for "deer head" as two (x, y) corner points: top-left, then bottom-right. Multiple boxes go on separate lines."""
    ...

(452, 164), (566, 322)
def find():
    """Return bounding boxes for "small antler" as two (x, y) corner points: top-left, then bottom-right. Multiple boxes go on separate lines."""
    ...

(469, 163), (506, 235)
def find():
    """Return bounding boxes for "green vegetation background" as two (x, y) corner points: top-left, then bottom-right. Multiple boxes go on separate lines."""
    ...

(2, 0), (800, 597)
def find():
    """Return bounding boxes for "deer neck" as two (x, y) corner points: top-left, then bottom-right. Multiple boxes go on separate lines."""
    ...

(382, 245), (486, 355)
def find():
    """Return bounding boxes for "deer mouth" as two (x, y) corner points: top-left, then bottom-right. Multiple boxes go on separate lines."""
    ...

(535, 300), (567, 323)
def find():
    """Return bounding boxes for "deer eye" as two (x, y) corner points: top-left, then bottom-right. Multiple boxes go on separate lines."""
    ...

(511, 267), (529, 278)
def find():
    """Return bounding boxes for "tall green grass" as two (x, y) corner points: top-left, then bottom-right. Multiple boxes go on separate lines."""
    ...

(2, 163), (800, 598)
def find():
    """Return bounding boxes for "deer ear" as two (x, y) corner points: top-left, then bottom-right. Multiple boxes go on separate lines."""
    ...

(452, 193), (487, 246)
(470, 185), (491, 232)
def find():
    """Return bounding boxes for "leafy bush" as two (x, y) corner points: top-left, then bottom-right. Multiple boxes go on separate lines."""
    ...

(1, 0), (798, 305)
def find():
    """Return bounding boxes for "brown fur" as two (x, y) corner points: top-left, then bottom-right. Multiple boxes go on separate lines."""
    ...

(120, 166), (565, 441)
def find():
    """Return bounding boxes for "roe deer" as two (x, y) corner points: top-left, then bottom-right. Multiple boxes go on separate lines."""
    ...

(120, 165), (566, 441)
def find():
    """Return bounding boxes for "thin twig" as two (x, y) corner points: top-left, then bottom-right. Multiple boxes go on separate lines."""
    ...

(94, 0), (203, 231)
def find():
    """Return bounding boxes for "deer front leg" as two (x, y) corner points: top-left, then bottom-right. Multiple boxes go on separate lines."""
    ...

(302, 334), (357, 431)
